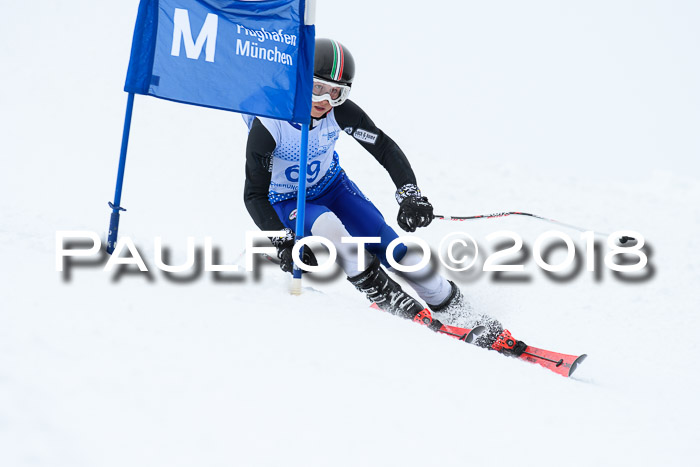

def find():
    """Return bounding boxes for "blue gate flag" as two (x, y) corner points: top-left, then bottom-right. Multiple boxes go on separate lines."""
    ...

(125, 0), (315, 124)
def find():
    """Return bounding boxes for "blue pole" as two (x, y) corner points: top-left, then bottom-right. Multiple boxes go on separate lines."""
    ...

(291, 123), (310, 290)
(106, 92), (135, 254)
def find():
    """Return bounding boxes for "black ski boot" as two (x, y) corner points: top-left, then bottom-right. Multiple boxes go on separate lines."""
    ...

(348, 255), (424, 320)
(428, 281), (505, 349)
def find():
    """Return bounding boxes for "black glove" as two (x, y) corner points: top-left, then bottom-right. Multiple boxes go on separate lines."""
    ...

(270, 228), (318, 274)
(396, 184), (434, 232)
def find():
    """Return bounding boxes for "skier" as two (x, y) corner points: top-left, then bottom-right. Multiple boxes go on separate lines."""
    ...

(243, 38), (510, 350)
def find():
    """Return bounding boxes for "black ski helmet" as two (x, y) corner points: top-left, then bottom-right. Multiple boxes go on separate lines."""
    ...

(314, 38), (355, 86)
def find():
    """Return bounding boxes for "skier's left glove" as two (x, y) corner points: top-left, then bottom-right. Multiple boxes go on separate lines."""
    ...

(270, 227), (318, 274)
(395, 183), (434, 232)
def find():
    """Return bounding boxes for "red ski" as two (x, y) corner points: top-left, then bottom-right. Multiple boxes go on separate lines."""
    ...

(490, 329), (587, 377)
(517, 344), (587, 377)
(370, 304), (587, 377)
(370, 303), (485, 343)
(435, 322), (486, 344)
(440, 324), (587, 377)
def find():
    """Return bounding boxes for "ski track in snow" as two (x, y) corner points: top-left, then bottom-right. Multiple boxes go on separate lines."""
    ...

(2, 1), (700, 466)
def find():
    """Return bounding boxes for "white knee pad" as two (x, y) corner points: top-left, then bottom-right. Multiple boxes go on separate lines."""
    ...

(310, 212), (372, 277)
(390, 250), (452, 305)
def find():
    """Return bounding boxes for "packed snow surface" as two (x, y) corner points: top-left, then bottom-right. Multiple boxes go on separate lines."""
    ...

(1, 1), (699, 466)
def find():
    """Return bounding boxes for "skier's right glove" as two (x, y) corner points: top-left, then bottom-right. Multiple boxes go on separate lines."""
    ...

(270, 228), (318, 274)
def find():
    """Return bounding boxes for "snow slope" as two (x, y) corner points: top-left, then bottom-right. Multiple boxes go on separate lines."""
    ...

(2, 1), (700, 466)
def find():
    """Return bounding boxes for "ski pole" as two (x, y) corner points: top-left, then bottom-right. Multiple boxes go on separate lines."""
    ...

(433, 211), (635, 243)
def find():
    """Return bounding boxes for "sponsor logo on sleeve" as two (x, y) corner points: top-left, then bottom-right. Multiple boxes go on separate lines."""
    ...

(352, 128), (378, 144)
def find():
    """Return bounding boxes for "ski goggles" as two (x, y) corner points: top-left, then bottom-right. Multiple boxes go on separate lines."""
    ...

(312, 78), (351, 107)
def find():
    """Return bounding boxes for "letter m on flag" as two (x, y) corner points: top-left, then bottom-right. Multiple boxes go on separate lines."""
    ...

(170, 8), (218, 63)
